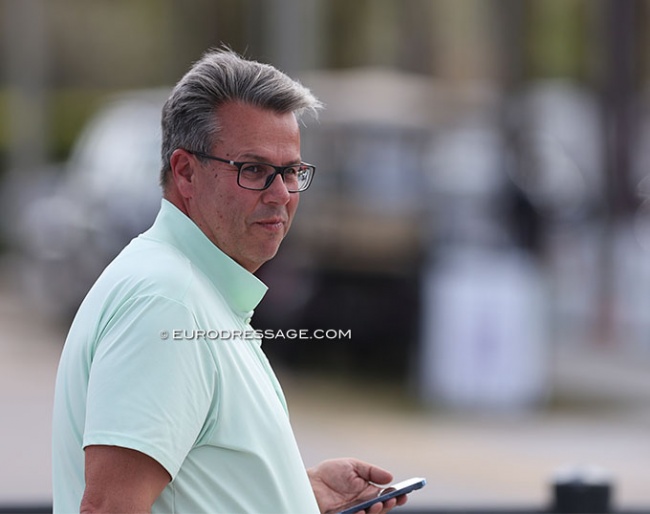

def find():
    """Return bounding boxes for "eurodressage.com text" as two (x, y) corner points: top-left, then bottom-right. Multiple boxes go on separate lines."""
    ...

(159, 328), (353, 341)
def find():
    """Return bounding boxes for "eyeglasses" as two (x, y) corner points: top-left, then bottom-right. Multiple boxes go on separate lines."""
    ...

(187, 150), (316, 193)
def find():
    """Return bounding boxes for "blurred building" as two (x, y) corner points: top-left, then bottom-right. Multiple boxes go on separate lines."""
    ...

(1, 0), (650, 405)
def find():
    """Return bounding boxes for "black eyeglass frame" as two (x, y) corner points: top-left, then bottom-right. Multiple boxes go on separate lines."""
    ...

(186, 150), (316, 193)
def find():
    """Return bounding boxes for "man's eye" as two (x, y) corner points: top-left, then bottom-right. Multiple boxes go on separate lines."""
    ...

(242, 164), (266, 174)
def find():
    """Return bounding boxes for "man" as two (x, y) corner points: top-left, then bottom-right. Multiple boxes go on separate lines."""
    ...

(52, 48), (407, 513)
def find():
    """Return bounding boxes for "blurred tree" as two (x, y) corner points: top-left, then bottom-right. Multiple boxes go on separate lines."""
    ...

(325, 0), (390, 69)
(0, 0), (263, 164)
(260, 0), (325, 73)
(430, 0), (501, 84)
(525, 0), (590, 81)
(640, 1), (650, 82)
(598, 0), (642, 217)
(165, 0), (255, 79)
(45, 0), (170, 88)
(1, 0), (49, 173)
(595, 0), (642, 344)
(325, 0), (435, 73)
(393, 0), (435, 74)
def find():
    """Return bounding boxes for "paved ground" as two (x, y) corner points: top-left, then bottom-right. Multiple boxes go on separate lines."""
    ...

(1, 271), (649, 512)
(284, 365), (650, 511)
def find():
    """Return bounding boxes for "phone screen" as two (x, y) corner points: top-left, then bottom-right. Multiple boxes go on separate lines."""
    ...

(335, 477), (426, 514)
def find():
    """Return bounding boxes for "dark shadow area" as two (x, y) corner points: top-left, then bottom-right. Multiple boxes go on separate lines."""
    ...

(256, 264), (421, 384)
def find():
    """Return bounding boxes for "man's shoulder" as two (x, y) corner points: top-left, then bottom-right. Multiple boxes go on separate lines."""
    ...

(96, 235), (197, 303)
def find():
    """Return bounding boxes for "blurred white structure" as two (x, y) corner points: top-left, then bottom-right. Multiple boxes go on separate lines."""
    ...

(12, 90), (166, 320)
(421, 245), (548, 410)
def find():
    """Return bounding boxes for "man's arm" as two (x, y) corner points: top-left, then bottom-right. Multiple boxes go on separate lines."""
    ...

(80, 445), (170, 514)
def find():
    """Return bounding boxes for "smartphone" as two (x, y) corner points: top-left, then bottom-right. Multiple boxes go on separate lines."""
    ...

(335, 477), (427, 514)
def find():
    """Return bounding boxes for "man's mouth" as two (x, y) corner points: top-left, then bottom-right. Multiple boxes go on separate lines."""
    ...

(254, 218), (286, 231)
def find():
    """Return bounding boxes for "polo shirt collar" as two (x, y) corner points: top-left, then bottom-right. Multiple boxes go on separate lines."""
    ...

(145, 199), (268, 315)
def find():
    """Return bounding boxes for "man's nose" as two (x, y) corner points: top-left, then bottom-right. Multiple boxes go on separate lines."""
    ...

(262, 172), (291, 204)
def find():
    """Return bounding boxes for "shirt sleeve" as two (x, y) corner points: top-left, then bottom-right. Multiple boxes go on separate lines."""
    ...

(83, 294), (216, 480)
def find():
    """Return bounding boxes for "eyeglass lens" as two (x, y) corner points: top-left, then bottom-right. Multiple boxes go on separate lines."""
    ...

(239, 163), (312, 191)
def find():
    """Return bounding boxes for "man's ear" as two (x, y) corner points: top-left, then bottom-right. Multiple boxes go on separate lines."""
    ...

(169, 149), (196, 199)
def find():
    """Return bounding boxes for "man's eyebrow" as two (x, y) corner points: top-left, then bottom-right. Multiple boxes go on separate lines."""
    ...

(238, 153), (303, 165)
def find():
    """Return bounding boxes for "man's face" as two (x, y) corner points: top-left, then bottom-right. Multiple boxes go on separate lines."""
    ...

(185, 101), (302, 272)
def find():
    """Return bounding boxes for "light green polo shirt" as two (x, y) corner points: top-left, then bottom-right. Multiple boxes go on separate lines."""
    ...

(52, 199), (319, 514)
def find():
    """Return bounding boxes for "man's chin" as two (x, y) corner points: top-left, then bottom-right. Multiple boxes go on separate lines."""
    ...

(246, 246), (282, 273)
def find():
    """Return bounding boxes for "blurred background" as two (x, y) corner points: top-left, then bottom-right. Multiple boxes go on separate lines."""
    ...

(1, 0), (649, 512)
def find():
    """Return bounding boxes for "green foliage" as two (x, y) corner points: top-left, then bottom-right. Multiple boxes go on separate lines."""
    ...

(46, 89), (110, 162)
(525, 0), (589, 80)
(0, 88), (115, 174)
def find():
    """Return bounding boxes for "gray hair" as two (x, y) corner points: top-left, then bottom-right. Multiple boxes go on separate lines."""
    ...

(160, 47), (322, 188)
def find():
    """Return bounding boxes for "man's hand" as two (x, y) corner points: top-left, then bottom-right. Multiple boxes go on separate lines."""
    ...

(307, 458), (408, 514)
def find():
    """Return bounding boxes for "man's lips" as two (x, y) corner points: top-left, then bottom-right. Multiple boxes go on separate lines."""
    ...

(253, 217), (287, 230)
